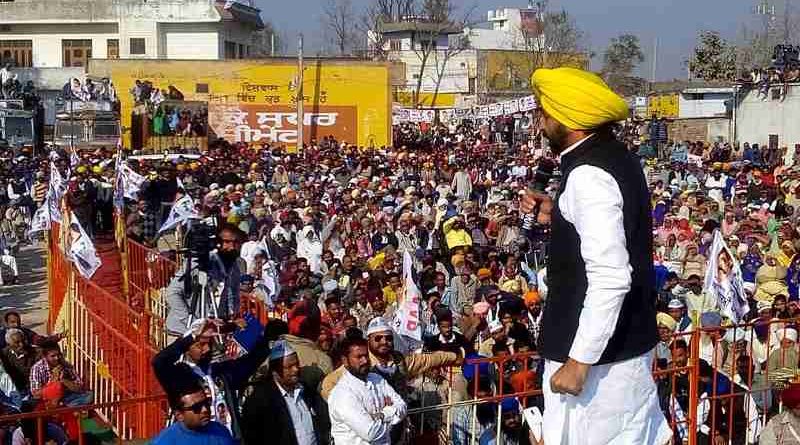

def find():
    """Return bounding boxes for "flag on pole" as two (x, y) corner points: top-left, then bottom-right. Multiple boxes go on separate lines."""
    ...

(704, 230), (750, 323)
(393, 251), (422, 342)
(114, 157), (146, 209)
(46, 162), (66, 223)
(158, 195), (200, 234)
(66, 213), (102, 278)
(28, 204), (50, 236)
(69, 149), (80, 168)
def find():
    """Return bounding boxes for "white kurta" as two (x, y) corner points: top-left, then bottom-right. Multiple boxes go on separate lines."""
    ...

(328, 369), (407, 445)
(542, 137), (671, 445)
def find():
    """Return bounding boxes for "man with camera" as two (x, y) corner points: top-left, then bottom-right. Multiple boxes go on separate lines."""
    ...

(165, 223), (246, 340)
(152, 316), (271, 441)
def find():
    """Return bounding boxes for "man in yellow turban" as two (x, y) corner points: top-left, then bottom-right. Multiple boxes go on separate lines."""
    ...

(524, 67), (671, 445)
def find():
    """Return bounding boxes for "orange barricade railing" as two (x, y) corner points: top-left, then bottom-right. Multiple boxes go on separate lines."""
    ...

(47, 222), (167, 440)
(53, 217), (800, 444)
(126, 240), (177, 350)
(0, 395), (167, 444)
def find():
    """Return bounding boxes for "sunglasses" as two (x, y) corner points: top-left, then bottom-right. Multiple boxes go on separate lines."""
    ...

(372, 334), (393, 342)
(181, 398), (211, 414)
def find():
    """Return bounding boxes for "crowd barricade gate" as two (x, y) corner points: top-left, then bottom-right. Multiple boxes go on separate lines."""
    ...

(50, 221), (800, 444)
(45, 222), (168, 440)
(404, 339), (704, 445)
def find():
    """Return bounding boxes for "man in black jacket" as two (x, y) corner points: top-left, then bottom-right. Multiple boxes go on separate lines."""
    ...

(151, 318), (271, 441)
(241, 340), (328, 445)
(523, 67), (670, 444)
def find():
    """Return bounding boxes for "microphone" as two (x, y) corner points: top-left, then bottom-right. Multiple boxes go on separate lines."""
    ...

(530, 159), (556, 193)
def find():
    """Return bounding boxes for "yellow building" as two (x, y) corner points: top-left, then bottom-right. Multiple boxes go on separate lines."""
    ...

(89, 58), (393, 149)
(478, 49), (589, 98)
(647, 93), (680, 119)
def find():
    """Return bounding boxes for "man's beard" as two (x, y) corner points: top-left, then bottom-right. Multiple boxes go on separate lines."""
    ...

(218, 250), (239, 268)
(544, 122), (571, 154)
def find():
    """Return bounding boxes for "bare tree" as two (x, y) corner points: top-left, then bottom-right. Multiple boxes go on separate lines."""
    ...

(249, 22), (285, 57)
(323, 0), (357, 55)
(429, 31), (470, 107)
(522, 8), (588, 70)
(404, 0), (474, 107)
(359, 0), (416, 59)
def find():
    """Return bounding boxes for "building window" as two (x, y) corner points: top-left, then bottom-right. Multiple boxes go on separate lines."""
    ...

(224, 41), (237, 59)
(0, 40), (32, 67)
(62, 39), (92, 67)
(107, 39), (119, 59)
(238, 44), (245, 59)
(389, 39), (402, 51)
(196, 83), (209, 93)
(130, 38), (146, 55)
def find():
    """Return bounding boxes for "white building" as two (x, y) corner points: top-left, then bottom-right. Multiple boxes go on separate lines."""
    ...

(466, 6), (543, 51)
(375, 5), (543, 108)
(678, 87), (732, 119)
(0, 0), (265, 69)
(375, 20), (473, 107)
(735, 84), (800, 147)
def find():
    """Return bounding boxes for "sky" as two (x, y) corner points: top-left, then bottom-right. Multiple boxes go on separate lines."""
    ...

(254, 0), (757, 81)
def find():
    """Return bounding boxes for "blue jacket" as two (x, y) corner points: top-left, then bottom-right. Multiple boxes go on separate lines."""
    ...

(152, 421), (236, 445)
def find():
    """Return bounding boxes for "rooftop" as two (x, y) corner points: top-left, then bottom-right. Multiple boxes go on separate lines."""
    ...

(0, 0), (223, 24)
(379, 19), (462, 35)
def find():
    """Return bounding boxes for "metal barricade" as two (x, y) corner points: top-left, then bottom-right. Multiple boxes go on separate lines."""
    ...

(0, 394), (167, 444)
(126, 240), (177, 350)
(65, 274), (164, 438)
(407, 344), (702, 445)
(687, 317), (800, 445)
(47, 222), (69, 333)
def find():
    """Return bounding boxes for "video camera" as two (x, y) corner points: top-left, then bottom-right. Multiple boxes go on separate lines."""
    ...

(183, 222), (216, 273)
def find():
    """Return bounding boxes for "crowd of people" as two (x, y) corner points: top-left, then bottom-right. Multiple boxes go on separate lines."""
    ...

(5, 77), (800, 444)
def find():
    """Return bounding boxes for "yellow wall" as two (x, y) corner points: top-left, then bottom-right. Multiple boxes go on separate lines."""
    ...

(89, 59), (393, 149)
(647, 93), (680, 119)
(482, 50), (589, 92)
(395, 92), (457, 108)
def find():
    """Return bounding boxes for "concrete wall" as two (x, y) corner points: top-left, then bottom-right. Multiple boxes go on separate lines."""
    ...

(0, 23), (118, 67)
(668, 117), (731, 143)
(736, 85), (800, 146)
(389, 49), (473, 95)
(678, 93), (730, 119)
(0, 0), (219, 24)
(159, 23), (220, 60)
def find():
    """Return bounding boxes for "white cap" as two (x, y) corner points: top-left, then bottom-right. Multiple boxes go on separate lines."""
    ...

(778, 328), (798, 343)
(366, 317), (393, 336)
(757, 300), (772, 313)
(667, 299), (685, 310)
(488, 320), (504, 334)
(269, 340), (297, 361)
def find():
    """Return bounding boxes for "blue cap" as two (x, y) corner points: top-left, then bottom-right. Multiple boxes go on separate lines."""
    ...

(269, 340), (296, 361)
(700, 312), (722, 328)
(500, 397), (520, 414)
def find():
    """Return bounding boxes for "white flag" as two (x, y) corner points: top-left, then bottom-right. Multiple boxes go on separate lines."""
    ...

(704, 230), (750, 323)
(120, 163), (145, 200)
(393, 251), (422, 342)
(66, 213), (102, 279)
(158, 195), (200, 234)
(70, 149), (80, 168)
(28, 204), (50, 235)
(46, 163), (66, 223)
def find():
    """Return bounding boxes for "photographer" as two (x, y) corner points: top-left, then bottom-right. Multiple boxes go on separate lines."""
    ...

(152, 317), (271, 441)
(165, 223), (245, 340)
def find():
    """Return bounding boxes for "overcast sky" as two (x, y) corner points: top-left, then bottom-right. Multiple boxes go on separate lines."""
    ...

(254, 0), (757, 80)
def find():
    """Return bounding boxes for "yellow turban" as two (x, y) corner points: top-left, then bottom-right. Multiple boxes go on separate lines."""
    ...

(656, 312), (677, 331)
(531, 67), (629, 130)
